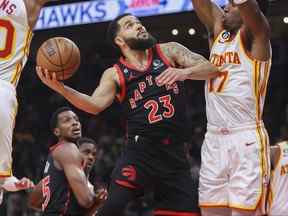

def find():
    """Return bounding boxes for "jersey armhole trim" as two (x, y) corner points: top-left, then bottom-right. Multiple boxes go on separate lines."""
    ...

(113, 64), (126, 103)
(49, 142), (64, 153)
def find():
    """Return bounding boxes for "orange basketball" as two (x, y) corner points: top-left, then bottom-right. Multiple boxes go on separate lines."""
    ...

(36, 37), (80, 80)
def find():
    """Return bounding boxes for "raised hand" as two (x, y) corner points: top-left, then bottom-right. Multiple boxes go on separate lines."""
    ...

(36, 66), (65, 94)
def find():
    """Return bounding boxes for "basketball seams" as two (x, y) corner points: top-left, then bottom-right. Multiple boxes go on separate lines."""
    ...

(39, 45), (62, 68)
(46, 63), (80, 73)
(62, 40), (74, 66)
(54, 38), (65, 80)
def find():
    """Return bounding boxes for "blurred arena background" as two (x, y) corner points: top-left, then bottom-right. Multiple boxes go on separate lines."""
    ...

(1, 0), (288, 215)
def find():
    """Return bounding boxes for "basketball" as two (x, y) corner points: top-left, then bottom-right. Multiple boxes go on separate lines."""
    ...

(36, 37), (80, 80)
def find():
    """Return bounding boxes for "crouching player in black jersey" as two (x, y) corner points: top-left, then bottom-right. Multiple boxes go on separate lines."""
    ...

(36, 14), (219, 216)
(28, 107), (107, 216)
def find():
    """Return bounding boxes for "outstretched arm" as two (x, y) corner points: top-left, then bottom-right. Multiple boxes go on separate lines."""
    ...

(191, 0), (224, 42)
(156, 42), (219, 85)
(36, 67), (118, 115)
(55, 144), (96, 208)
(234, 0), (271, 60)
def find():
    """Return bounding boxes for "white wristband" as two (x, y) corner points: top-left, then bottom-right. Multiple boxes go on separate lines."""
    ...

(2, 176), (19, 192)
(233, 0), (248, 4)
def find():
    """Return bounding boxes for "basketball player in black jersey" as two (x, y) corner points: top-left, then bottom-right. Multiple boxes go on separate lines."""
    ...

(28, 107), (106, 215)
(77, 137), (99, 180)
(36, 14), (219, 216)
(69, 137), (107, 216)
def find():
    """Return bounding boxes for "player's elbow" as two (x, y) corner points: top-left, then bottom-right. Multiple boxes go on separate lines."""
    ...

(79, 102), (102, 115)
(89, 99), (113, 115)
(85, 106), (101, 115)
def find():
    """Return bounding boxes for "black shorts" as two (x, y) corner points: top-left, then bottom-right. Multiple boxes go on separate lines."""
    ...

(111, 135), (199, 214)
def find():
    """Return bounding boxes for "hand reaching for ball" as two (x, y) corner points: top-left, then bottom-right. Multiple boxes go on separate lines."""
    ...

(36, 37), (80, 80)
(36, 66), (65, 94)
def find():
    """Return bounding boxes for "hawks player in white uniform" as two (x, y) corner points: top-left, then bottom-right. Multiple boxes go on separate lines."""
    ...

(157, 0), (271, 215)
(0, 0), (58, 204)
(268, 141), (288, 216)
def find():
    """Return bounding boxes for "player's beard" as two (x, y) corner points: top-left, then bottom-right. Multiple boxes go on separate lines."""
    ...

(124, 33), (157, 51)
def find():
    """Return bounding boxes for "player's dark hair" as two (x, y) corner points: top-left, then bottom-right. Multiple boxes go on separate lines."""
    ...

(50, 107), (73, 131)
(256, 0), (269, 15)
(106, 13), (133, 50)
(77, 137), (98, 148)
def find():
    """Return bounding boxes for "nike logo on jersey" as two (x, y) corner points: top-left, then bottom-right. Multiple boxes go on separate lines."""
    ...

(245, 142), (255, 146)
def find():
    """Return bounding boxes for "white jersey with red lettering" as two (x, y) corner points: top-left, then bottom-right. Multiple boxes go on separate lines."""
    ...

(199, 30), (271, 213)
(268, 141), (288, 216)
(0, 0), (32, 177)
(0, 0), (33, 86)
(205, 30), (271, 128)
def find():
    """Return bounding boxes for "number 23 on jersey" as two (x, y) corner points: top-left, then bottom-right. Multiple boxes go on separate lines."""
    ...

(144, 94), (175, 124)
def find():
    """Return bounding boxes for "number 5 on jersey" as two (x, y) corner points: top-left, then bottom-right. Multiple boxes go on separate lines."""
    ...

(144, 94), (175, 124)
(42, 176), (51, 211)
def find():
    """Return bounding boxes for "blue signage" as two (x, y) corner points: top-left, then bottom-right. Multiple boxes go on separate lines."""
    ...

(35, 0), (228, 30)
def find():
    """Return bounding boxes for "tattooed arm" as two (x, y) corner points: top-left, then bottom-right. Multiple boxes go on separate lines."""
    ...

(157, 42), (219, 84)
